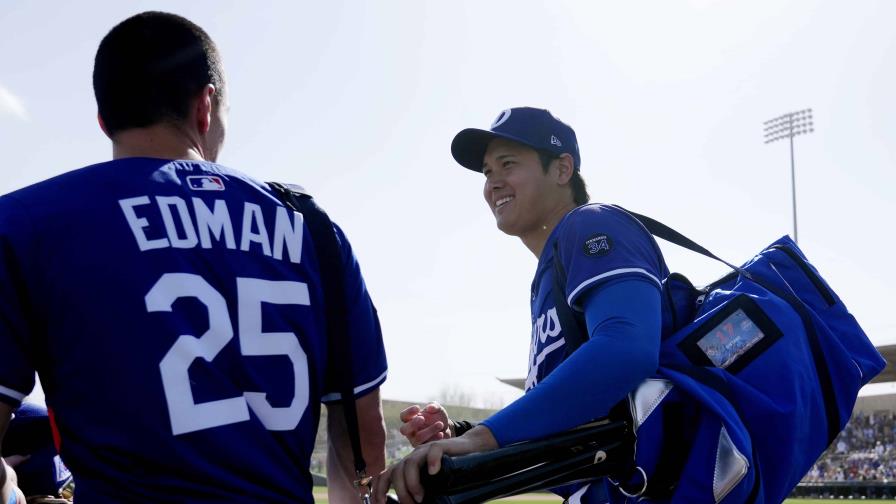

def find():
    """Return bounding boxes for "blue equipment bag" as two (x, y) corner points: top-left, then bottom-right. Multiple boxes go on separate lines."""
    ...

(557, 208), (886, 503)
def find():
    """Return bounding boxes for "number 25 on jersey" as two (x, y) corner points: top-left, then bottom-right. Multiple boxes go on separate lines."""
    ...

(146, 273), (310, 435)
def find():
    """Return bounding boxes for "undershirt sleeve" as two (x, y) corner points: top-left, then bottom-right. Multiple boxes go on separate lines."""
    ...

(481, 278), (661, 446)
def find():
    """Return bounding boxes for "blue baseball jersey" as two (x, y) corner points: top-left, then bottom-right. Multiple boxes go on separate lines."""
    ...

(525, 204), (669, 503)
(526, 204), (669, 392)
(0, 158), (387, 503)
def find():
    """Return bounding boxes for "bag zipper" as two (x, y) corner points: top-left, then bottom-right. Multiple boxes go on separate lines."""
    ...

(769, 245), (836, 307)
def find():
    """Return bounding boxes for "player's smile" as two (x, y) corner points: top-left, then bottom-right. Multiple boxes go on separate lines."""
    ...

(494, 195), (515, 212)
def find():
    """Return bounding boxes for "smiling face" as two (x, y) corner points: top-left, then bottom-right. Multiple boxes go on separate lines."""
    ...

(482, 138), (574, 242)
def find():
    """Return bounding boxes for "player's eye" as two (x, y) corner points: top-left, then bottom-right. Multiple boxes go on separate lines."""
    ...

(482, 168), (492, 177)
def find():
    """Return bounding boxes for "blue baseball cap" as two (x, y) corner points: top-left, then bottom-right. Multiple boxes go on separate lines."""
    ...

(451, 107), (581, 172)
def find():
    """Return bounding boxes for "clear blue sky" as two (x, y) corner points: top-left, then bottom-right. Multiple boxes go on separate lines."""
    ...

(2, 0), (894, 406)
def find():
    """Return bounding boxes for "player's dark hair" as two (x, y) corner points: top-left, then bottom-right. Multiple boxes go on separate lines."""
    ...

(93, 11), (225, 136)
(538, 150), (590, 206)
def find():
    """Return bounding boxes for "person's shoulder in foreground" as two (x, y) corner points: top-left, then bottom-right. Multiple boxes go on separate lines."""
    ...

(0, 10), (386, 504)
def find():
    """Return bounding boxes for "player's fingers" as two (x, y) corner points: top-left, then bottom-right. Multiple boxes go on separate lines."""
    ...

(372, 467), (393, 504)
(399, 405), (422, 422)
(421, 404), (450, 426)
(401, 418), (431, 446)
(399, 414), (427, 434)
(398, 417), (418, 438)
(404, 446), (436, 503)
(412, 421), (446, 446)
(426, 444), (445, 476)
(391, 460), (416, 503)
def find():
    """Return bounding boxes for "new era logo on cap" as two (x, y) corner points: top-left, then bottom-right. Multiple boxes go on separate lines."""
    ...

(187, 176), (225, 191)
(451, 107), (581, 172)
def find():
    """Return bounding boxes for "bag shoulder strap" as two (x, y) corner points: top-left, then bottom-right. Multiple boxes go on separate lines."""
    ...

(609, 205), (744, 274)
(267, 182), (368, 479)
(550, 205), (744, 354)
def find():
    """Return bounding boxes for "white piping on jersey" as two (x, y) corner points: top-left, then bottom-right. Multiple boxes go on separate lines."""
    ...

(567, 483), (590, 504)
(321, 369), (388, 402)
(566, 268), (662, 306)
(0, 384), (27, 401)
(535, 338), (566, 367)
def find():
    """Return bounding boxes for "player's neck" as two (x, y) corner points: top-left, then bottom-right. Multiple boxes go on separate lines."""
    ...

(111, 124), (209, 162)
(520, 201), (577, 258)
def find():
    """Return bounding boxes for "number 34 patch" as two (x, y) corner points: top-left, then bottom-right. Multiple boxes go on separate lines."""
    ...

(583, 233), (613, 257)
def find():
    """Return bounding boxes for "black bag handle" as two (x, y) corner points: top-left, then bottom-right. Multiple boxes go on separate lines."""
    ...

(267, 183), (369, 485)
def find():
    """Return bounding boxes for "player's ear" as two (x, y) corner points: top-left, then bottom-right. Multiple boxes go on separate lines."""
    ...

(555, 153), (575, 185)
(97, 113), (111, 139)
(194, 84), (216, 136)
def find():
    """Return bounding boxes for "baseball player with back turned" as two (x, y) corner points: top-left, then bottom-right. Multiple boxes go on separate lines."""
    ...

(0, 11), (388, 504)
(375, 107), (671, 504)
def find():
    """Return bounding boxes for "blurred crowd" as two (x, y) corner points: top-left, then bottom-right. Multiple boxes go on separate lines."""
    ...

(804, 411), (896, 482)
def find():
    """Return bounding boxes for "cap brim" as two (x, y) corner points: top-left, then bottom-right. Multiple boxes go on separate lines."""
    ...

(451, 128), (500, 172)
(451, 128), (537, 173)
(451, 128), (542, 172)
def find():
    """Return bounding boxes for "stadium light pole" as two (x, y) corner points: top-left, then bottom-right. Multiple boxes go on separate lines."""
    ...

(763, 109), (814, 245)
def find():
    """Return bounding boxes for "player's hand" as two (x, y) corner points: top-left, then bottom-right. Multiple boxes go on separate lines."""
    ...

(1, 458), (27, 504)
(374, 425), (498, 504)
(399, 402), (452, 447)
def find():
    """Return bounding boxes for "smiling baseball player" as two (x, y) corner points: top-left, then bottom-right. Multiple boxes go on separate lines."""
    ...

(380, 107), (670, 504)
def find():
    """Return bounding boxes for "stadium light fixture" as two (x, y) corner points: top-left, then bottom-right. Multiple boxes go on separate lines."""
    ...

(763, 108), (815, 244)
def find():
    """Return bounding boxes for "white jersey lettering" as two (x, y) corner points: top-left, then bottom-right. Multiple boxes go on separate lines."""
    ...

(193, 197), (237, 250)
(272, 206), (303, 263)
(119, 196), (302, 263)
(119, 196), (170, 251)
(526, 306), (565, 390)
(157, 196), (199, 249)
(240, 203), (272, 257)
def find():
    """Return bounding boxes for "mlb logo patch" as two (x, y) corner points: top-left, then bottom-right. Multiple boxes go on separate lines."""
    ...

(187, 175), (225, 191)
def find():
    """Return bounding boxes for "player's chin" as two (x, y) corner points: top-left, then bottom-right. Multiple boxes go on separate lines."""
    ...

(495, 217), (519, 237)
(494, 219), (511, 234)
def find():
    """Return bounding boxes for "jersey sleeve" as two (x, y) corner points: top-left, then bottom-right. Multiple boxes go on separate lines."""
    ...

(0, 195), (37, 407)
(321, 223), (387, 403)
(481, 280), (661, 447)
(555, 205), (665, 310)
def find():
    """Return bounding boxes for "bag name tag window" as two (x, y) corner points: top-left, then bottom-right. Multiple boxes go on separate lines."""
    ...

(679, 295), (784, 374)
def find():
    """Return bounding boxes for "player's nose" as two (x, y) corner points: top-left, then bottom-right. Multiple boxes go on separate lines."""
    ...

(487, 175), (505, 193)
